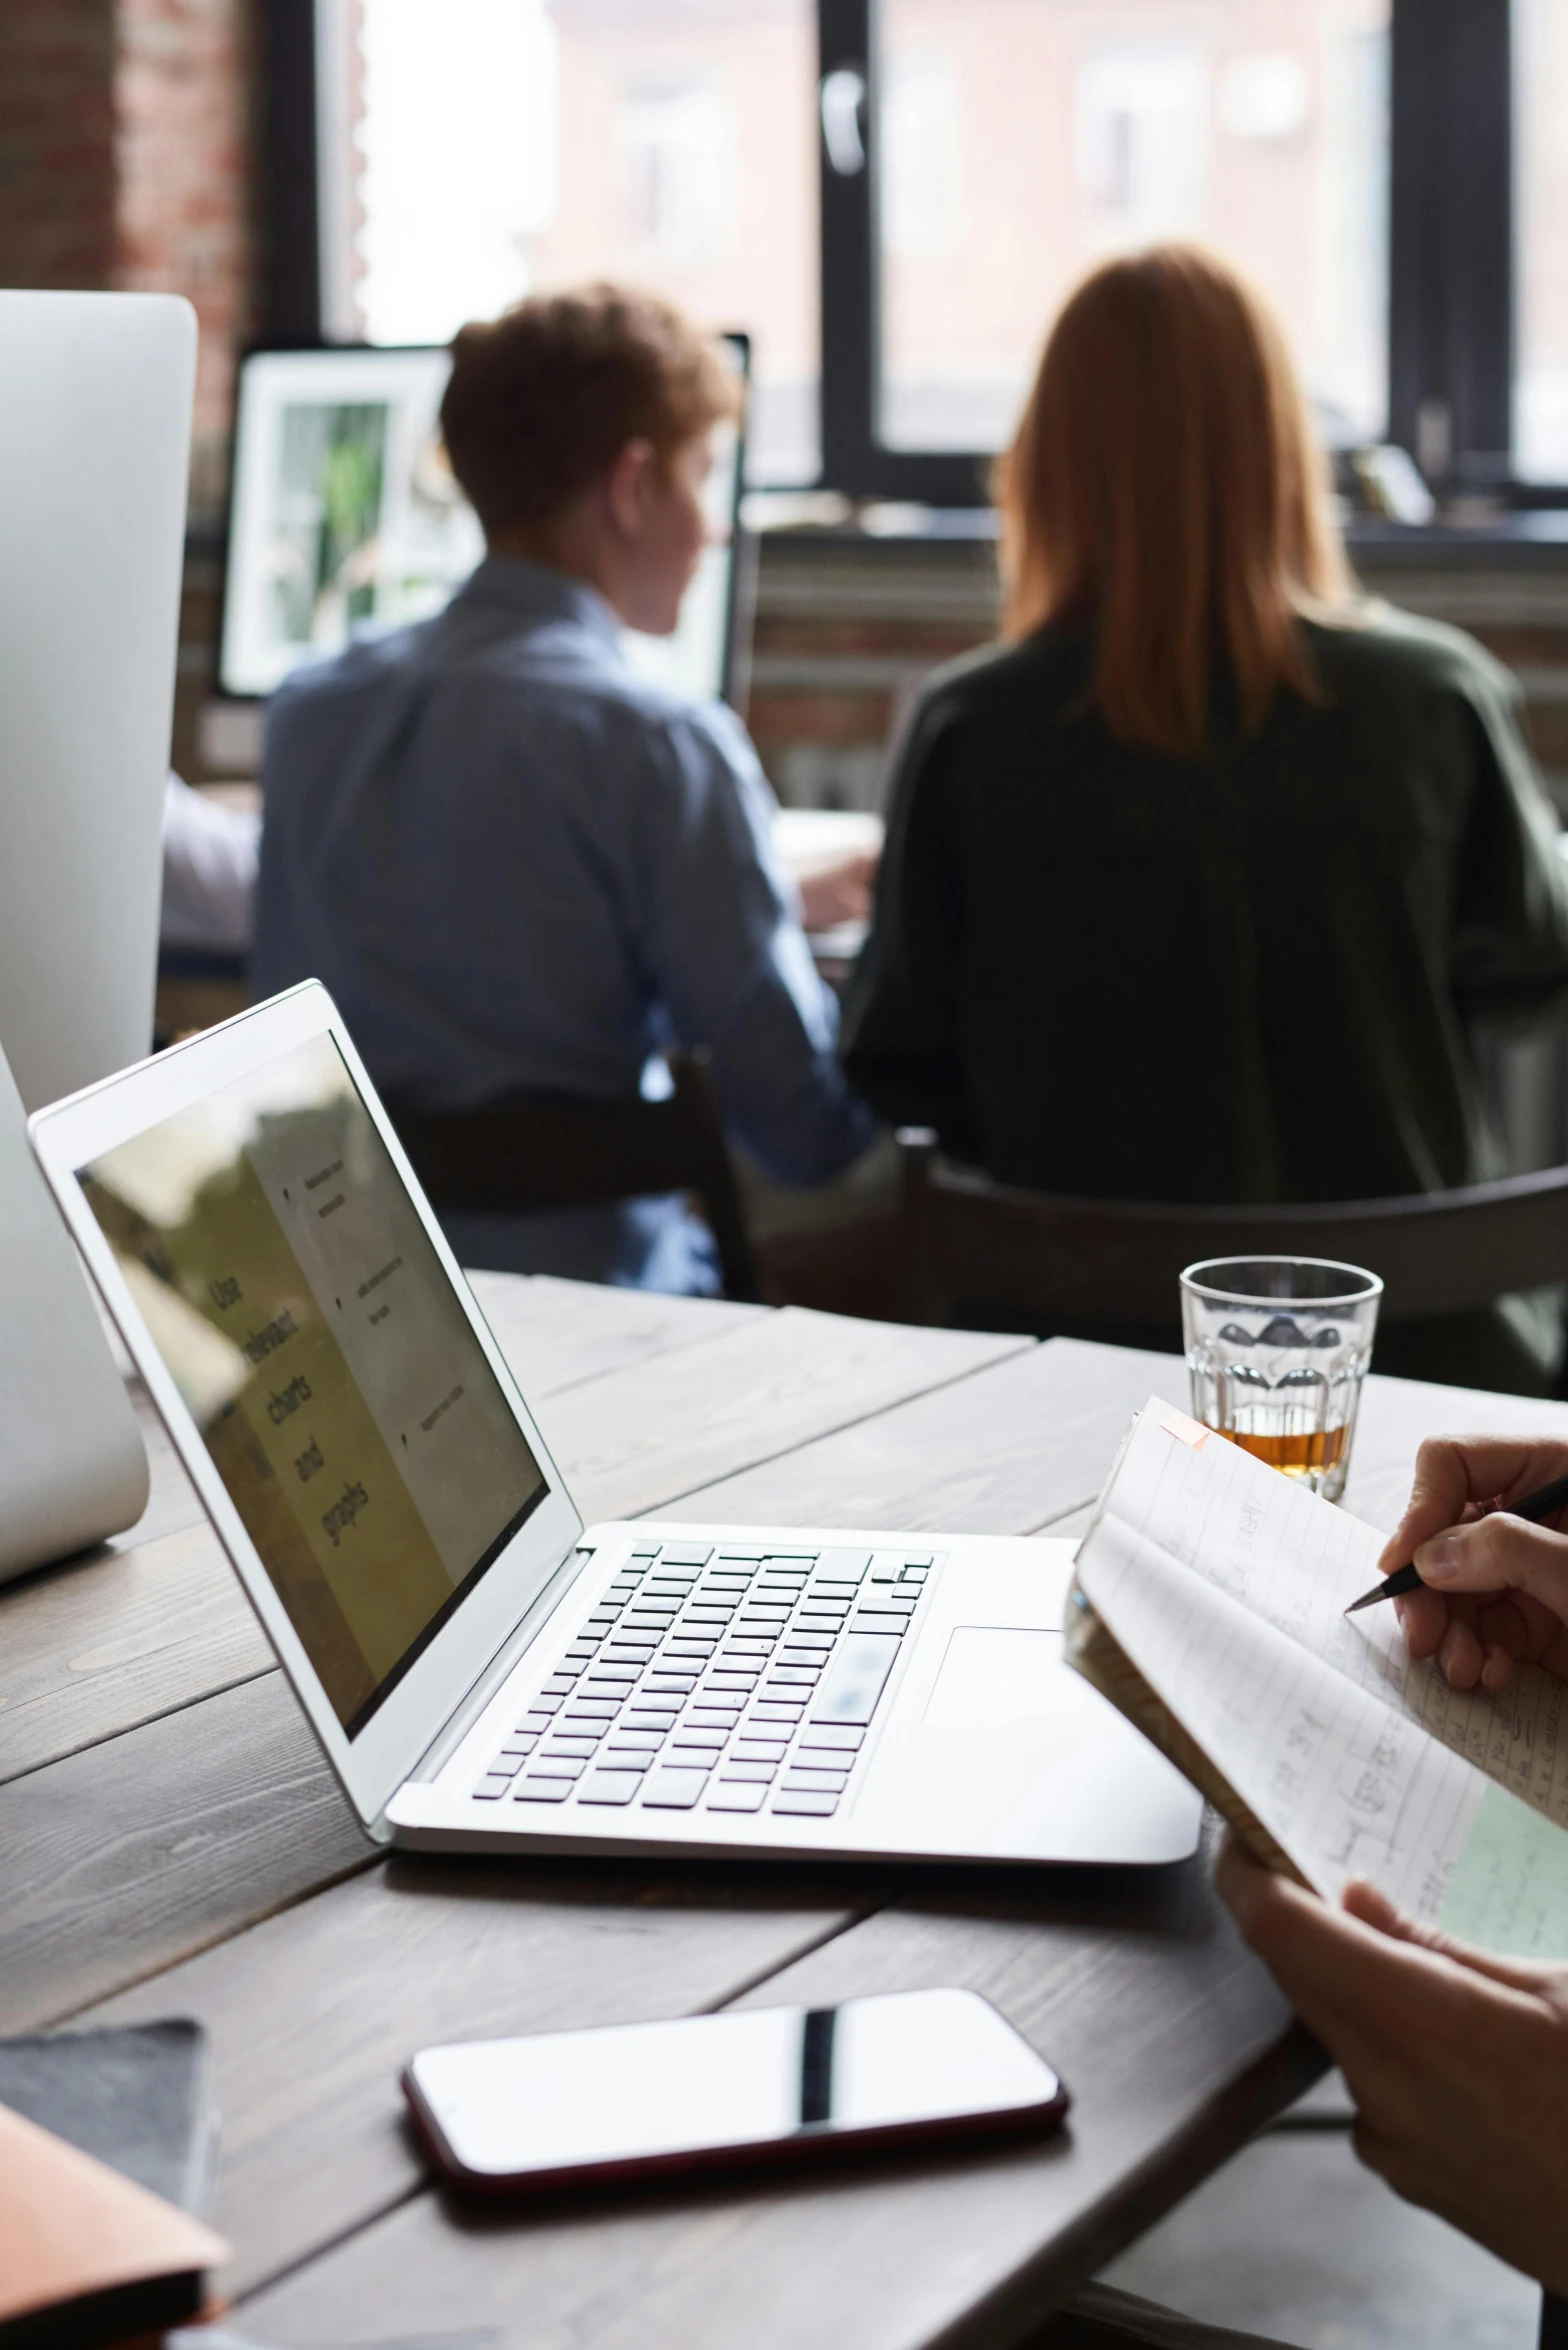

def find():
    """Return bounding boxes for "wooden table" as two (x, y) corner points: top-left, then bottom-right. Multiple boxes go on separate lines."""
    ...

(7, 1276), (1565, 2348)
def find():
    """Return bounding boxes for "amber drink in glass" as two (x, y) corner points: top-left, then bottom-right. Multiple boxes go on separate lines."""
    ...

(1179, 1257), (1383, 1502)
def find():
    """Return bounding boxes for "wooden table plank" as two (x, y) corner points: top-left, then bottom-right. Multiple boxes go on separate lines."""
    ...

(0, 1673), (368, 2033)
(995, 1365), (1568, 1554)
(465, 1270), (767, 1398)
(673, 1338), (1180, 1537)
(0, 1278), (778, 1789)
(87, 1857), (877, 2297)
(233, 1836), (1316, 2350)
(0, 1519), (273, 1790)
(536, 1307), (1029, 1529)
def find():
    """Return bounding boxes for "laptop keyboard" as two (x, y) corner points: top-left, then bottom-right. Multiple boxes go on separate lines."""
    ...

(469, 1542), (936, 1821)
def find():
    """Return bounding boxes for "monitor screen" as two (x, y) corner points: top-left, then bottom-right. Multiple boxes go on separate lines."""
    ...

(218, 338), (748, 705)
(77, 1031), (547, 1737)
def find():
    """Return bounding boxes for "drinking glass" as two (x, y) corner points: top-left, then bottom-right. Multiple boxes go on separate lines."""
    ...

(1179, 1257), (1383, 1501)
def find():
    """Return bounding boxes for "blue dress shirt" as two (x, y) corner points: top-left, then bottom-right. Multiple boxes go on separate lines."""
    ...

(251, 557), (875, 1291)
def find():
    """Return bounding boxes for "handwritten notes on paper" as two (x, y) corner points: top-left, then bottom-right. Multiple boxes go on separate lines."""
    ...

(1072, 1402), (1568, 1956)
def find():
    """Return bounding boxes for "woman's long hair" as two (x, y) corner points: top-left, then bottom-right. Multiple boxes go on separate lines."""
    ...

(995, 244), (1355, 760)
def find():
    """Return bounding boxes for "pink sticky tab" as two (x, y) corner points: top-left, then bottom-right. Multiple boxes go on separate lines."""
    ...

(1160, 1407), (1210, 1451)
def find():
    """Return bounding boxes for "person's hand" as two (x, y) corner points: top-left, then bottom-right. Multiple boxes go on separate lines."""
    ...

(1377, 1435), (1568, 1693)
(1216, 1833), (1568, 2291)
(796, 848), (879, 933)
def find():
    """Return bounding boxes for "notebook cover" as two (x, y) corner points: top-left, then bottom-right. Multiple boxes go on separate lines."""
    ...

(0, 2100), (227, 2348)
(0, 2020), (217, 2216)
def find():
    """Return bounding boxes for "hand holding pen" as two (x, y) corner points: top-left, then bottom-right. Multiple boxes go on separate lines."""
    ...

(1349, 1435), (1568, 1693)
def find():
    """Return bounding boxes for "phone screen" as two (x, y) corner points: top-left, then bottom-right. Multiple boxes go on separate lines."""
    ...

(404, 1988), (1066, 2190)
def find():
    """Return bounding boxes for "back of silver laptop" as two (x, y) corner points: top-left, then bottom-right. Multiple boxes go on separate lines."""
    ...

(0, 1042), (147, 1580)
(0, 289), (195, 1111)
(0, 290), (194, 1577)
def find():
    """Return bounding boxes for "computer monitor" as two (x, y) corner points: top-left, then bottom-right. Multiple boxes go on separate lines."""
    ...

(0, 288), (196, 1577)
(216, 332), (752, 711)
(0, 292), (195, 1112)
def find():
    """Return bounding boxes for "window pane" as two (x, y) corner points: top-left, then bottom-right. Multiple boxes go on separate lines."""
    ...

(1516, 0), (1568, 480)
(320, 0), (820, 484)
(877, 0), (1389, 456)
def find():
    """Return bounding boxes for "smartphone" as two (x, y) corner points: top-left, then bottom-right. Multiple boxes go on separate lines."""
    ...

(403, 1986), (1069, 2194)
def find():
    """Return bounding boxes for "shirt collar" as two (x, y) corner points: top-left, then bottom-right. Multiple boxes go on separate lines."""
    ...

(452, 555), (623, 653)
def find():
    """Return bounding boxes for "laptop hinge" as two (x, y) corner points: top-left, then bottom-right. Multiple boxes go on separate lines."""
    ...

(405, 1537), (601, 1787)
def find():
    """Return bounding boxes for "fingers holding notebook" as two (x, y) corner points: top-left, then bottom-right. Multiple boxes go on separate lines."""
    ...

(1217, 1836), (1499, 2059)
(1215, 1833), (1568, 2295)
(1338, 1876), (1564, 1992)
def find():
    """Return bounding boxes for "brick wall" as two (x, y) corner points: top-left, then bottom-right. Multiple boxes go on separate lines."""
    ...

(0, 0), (254, 522)
(0, 0), (255, 779)
(0, 1), (118, 288)
(116, 0), (255, 520)
(114, 0), (256, 776)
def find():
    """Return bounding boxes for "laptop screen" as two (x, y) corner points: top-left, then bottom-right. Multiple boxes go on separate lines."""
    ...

(77, 1031), (547, 1737)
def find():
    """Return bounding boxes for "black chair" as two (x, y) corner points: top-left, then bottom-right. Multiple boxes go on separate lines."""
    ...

(387, 1049), (760, 1302)
(897, 1128), (1568, 1334)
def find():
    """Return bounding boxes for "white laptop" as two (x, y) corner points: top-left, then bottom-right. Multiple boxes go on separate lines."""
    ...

(0, 287), (195, 1580)
(29, 982), (1200, 1867)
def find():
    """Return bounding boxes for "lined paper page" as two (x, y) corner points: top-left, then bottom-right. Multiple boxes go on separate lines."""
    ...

(1095, 1403), (1568, 1830)
(1076, 1504), (1491, 1921)
(1073, 1404), (1568, 1954)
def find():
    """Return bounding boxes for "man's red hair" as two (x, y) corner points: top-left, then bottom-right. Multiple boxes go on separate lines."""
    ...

(441, 282), (739, 535)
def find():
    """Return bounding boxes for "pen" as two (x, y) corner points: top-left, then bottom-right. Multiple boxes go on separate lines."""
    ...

(1343, 1467), (1568, 1615)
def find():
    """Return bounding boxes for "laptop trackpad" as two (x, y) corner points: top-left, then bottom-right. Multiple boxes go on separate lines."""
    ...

(851, 1619), (1200, 1863)
(924, 1626), (1063, 1729)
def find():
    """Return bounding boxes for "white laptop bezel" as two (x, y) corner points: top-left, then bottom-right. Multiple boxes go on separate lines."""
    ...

(28, 978), (584, 1832)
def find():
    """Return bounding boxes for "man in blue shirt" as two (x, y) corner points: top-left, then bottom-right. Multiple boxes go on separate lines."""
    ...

(252, 285), (876, 1290)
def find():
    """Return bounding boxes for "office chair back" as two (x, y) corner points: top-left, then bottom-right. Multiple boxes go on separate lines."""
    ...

(897, 1129), (1568, 1330)
(389, 1050), (759, 1302)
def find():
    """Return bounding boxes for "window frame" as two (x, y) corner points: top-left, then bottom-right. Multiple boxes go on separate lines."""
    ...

(258, 0), (324, 347)
(278, 0), (1529, 505)
(1387, 0), (1512, 489)
(827, 0), (1517, 504)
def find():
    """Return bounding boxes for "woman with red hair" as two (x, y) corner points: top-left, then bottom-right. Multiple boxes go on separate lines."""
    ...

(843, 245), (1568, 1389)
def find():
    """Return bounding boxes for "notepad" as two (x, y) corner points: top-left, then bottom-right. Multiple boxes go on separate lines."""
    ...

(0, 2100), (227, 2348)
(0, 2019), (218, 2216)
(1068, 1400), (1568, 1958)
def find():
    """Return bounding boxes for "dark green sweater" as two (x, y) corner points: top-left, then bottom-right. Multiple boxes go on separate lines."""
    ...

(845, 608), (1568, 1201)
(841, 610), (1568, 1386)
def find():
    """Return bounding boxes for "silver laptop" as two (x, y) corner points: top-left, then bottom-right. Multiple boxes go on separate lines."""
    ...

(29, 982), (1199, 1867)
(0, 1039), (149, 1580)
(0, 287), (196, 1580)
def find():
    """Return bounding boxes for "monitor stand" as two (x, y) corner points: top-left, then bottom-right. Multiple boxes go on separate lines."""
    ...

(0, 1042), (147, 1583)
